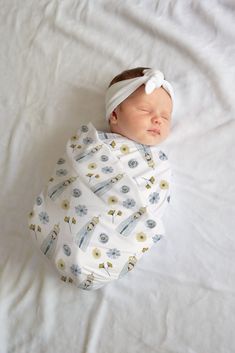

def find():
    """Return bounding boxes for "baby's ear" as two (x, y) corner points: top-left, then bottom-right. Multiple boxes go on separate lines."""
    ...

(109, 110), (118, 124)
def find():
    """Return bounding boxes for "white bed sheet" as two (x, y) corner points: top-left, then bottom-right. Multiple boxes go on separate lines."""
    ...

(1, 1), (235, 352)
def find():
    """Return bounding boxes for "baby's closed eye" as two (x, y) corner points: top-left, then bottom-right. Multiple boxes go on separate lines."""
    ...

(137, 107), (150, 113)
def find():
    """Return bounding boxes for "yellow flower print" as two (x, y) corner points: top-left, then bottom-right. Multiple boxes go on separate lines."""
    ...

(64, 216), (76, 233)
(108, 196), (118, 204)
(120, 144), (130, 154)
(136, 232), (147, 242)
(57, 259), (66, 270)
(142, 247), (149, 253)
(92, 248), (101, 259)
(62, 200), (70, 210)
(28, 211), (34, 218)
(71, 135), (78, 141)
(88, 163), (97, 170)
(29, 224), (41, 232)
(160, 180), (169, 189)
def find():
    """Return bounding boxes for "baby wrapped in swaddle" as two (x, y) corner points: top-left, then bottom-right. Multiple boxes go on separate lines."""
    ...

(28, 67), (174, 290)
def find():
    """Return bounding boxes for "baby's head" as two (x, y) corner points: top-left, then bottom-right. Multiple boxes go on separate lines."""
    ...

(105, 67), (174, 146)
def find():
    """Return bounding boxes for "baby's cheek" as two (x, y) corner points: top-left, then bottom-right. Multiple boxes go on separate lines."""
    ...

(165, 122), (171, 131)
(163, 126), (171, 139)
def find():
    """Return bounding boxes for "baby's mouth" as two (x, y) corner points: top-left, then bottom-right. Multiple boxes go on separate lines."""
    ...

(147, 129), (160, 135)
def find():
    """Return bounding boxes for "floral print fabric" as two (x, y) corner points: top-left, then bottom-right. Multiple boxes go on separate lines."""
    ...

(28, 122), (171, 290)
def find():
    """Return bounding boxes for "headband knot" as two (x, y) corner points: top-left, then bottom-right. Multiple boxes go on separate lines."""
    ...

(105, 68), (174, 121)
(143, 69), (164, 94)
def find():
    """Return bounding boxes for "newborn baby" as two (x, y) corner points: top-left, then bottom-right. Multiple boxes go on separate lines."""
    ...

(28, 67), (174, 290)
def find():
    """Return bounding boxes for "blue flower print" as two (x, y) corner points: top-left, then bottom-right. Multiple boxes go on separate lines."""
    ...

(167, 195), (171, 203)
(39, 211), (49, 224)
(149, 192), (160, 204)
(106, 248), (121, 259)
(101, 155), (109, 162)
(57, 158), (66, 165)
(63, 244), (71, 256)
(128, 159), (138, 168)
(83, 137), (93, 145)
(72, 188), (82, 197)
(81, 125), (89, 132)
(56, 169), (68, 176)
(159, 151), (168, 160)
(99, 233), (109, 244)
(70, 264), (82, 276)
(146, 219), (156, 229)
(75, 205), (88, 216)
(121, 185), (130, 193)
(123, 198), (136, 209)
(102, 166), (113, 174)
(36, 196), (43, 206)
(152, 234), (162, 243)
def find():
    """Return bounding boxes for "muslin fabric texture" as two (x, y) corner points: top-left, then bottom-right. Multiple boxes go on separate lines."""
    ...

(28, 122), (171, 289)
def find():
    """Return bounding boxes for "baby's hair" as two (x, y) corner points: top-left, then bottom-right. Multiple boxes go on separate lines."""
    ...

(108, 67), (150, 87)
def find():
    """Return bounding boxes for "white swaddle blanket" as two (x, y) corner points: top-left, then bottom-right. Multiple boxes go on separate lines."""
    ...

(28, 122), (171, 290)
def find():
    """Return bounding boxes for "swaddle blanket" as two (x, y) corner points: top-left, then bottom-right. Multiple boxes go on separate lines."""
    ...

(28, 122), (171, 290)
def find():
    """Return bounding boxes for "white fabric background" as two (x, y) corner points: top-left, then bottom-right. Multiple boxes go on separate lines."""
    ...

(1, 1), (235, 352)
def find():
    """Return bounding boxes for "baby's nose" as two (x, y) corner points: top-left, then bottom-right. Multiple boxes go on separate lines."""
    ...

(151, 115), (161, 124)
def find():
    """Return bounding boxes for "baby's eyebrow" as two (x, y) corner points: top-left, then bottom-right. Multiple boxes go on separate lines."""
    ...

(137, 105), (150, 109)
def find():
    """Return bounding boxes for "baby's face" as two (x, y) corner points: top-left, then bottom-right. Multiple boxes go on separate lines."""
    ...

(109, 85), (173, 145)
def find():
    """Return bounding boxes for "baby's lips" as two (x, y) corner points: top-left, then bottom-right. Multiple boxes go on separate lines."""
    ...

(147, 129), (160, 134)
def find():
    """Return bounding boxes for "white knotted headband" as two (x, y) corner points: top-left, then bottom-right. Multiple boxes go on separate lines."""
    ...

(105, 68), (174, 121)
